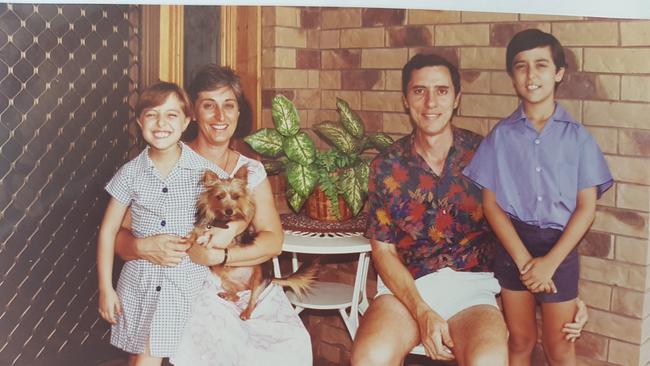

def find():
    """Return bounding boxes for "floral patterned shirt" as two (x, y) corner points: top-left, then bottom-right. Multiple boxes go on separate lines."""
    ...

(365, 127), (496, 279)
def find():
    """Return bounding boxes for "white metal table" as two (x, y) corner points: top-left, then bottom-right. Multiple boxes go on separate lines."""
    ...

(272, 230), (371, 339)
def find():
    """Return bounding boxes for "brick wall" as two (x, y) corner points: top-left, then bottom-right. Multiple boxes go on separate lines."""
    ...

(260, 7), (650, 365)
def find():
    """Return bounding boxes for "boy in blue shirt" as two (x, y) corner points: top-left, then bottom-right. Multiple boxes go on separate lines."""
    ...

(464, 29), (612, 365)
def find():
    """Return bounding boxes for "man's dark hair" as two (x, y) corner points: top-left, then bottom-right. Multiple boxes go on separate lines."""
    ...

(401, 53), (461, 97)
(506, 28), (567, 75)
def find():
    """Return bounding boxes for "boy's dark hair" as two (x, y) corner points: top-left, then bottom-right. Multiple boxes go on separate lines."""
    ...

(506, 28), (567, 75)
(136, 81), (192, 119)
(185, 64), (252, 138)
(402, 53), (461, 97)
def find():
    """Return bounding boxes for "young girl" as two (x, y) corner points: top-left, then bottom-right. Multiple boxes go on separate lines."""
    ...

(464, 29), (613, 365)
(97, 82), (217, 365)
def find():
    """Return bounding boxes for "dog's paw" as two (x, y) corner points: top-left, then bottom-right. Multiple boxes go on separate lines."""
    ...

(239, 310), (251, 321)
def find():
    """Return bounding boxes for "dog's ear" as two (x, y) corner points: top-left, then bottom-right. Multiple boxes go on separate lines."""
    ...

(233, 165), (249, 182)
(202, 170), (221, 187)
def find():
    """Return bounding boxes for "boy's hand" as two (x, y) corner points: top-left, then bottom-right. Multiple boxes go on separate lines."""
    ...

(98, 288), (122, 325)
(563, 299), (588, 342)
(520, 256), (558, 293)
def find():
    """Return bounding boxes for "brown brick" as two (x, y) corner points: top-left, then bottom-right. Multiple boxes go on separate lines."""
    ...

(593, 206), (649, 239)
(608, 340), (642, 366)
(556, 72), (620, 100)
(579, 280), (612, 310)
(490, 71), (516, 95)
(383, 112), (411, 134)
(552, 22), (618, 46)
(579, 231), (613, 258)
(460, 47), (505, 70)
(388, 26), (433, 47)
(261, 7), (276, 26)
(584, 101), (650, 130)
(319, 70), (340, 90)
(308, 70), (319, 89)
(566, 47), (583, 72)
(617, 182), (650, 212)
(306, 29), (319, 49)
(585, 126), (617, 155)
(584, 48), (650, 73)
(490, 23), (551, 46)
(436, 24), (490, 46)
(461, 70), (490, 94)
(321, 90), (361, 110)
(262, 89), (295, 109)
(262, 47), (296, 68)
(599, 182), (617, 208)
(605, 155), (650, 186)
(273, 7), (300, 27)
(340, 27), (384, 48)
(362, 8), (405, 26)
(274, 27), (307, 48)
(585, 308), (642, 343)
(407, 10), (460, 25)
(519, 14), (583, 21)
(459, 94), (518, 118)
(410, 47), (459, 68)
(581, 256), (645, 291)
(575, 331), (609, 361)
(620, 129), (650, 158)
(294, 89), (321, 109)
(300, 7), (320, 29)
(621, 20), (650, 46)
(616, 236), (650, 266)
(356, 111), (382, 132)
(452, 116), (490, 136)
(461, 12), (517, 23)
(341, 70), (384, 90)
(296, 49), (320, 69)
(385, 70), (402, 91)
(612, 287), (645, 318)
(322, 8), (361, 29)
(557, 99), (582, 122)
(622, 76), (650, 102)
(362, 91), (404, 112)
(320, 29), (340, 49)
(273, 69), (310, 88)
(361, 48), (408, 69)
(321, 49), (361, 69)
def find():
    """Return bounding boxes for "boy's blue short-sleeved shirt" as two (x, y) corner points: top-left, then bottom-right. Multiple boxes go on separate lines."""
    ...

(463, 103), (613, 230)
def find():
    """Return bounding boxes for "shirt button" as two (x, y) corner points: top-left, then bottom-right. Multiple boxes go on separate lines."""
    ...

(535, 167), (541, 172)
(537, 196), (543, 202)
(534, 138), (541, 145)
(156, 286), (161, 291)
(162, 187), (168, 193)
(161, 220), (166, 227)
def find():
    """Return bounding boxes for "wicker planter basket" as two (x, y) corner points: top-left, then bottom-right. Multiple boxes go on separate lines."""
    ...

(306, 185), (353, 222)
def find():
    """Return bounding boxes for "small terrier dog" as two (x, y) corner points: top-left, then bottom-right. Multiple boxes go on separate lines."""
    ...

(189, 165), (318, 320)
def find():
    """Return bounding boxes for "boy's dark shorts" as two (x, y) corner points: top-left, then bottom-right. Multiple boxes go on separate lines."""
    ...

(494, 218), (579, 303)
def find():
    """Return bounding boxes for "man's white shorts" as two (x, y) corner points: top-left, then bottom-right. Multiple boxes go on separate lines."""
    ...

(376, 267), (501, 320)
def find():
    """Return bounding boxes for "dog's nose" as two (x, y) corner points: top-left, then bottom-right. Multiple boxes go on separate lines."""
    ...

(225, 208), (233, 216)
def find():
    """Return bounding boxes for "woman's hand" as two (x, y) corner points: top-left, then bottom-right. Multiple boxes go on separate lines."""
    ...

(188, 244), (226, 266)
(136, 234), (191, 267)
(416, 307), (455, 361)
(98, 288), (122, 325)
(520, 256), (558, 294)
(196, 223), (239, 249)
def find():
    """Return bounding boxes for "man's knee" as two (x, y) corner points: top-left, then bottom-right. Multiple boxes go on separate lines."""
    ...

(351, 339), (403, 366)
(464, 343), (508, 366)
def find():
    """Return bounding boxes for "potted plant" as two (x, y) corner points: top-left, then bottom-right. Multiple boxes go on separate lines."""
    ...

(244, 95), (394, 221)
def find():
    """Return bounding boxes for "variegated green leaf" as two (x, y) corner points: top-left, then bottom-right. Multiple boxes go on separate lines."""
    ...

(286, 186), (308, 213)
(369, 132), (395, 152)
(286, 162), (318, 198)
(339, 167), (364, 216)
(271, 95), (300, 137)
(243, 128), (284, 157)
(314, 121), (360, 155)
(283, 131), (316, 165)
(336, 98), (365, 138)
(355, 161), (370, 195)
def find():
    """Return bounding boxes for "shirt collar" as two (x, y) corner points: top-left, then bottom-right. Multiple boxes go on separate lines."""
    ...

(504, 103), (579, 125)
(402, 127), (461, 170)
(140, 142), (209, 171)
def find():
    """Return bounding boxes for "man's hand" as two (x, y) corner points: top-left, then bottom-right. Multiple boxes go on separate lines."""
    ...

(137, 234), (190, 267)
(196, 224), (238, 249)
(187, 243), (225, 267)
(563, 298), (588, 342)
(417, 307), (455, 361)
(520, 256), (558, 294)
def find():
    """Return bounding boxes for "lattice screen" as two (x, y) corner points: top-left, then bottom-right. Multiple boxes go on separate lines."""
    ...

(0, 4), (140, 365)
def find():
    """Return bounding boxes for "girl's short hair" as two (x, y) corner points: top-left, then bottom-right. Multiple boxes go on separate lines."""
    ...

(506, 29), (567, 75)
(186, 64), (252, 138)
(136, 81), (192, 118)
